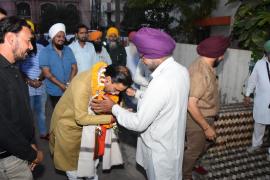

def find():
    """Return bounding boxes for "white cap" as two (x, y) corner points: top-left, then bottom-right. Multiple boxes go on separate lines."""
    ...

(49, 23), (66, 39)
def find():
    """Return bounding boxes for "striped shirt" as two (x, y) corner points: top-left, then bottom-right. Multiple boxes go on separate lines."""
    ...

(20, 43), (45, 96)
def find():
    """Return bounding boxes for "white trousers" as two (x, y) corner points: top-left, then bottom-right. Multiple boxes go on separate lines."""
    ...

(252, 122), (270, 154)
(66, 170), (98, 180)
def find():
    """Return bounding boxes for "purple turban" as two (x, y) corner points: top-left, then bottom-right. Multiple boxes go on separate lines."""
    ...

(132, 27), (176, 59)
(197, 36), (230, 58)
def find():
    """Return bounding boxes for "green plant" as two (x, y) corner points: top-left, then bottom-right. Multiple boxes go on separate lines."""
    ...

(124, 0), (218, 43)
(229, 0), (270, 61)
(121, 1), (174, 33)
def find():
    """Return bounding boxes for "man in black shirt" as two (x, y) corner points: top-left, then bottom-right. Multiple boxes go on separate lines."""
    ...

(105, 27), (127, 66)
(0, 16), (43, 180)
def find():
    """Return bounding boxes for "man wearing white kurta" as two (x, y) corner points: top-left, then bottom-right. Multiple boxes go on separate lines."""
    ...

(245, 40), (270, 157)
(69, 24), (97, 74)
(91, 27), (190, 180)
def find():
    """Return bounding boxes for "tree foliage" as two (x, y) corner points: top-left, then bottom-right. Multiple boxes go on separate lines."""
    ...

(230, 0), (270, 61)
(39, 5), (80, 34)
(121, 1), (174, 32)
(123, 0), (218, 43)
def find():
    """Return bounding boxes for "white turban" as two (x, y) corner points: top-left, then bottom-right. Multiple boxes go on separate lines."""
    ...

(49, 23), (66, 39)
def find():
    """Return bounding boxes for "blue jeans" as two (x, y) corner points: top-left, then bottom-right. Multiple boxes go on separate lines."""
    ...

(29, 94), (47, 136)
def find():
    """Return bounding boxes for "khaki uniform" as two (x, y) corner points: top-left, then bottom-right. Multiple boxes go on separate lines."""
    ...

(49, 70), (111, 171)
(183, 58), (219, 179)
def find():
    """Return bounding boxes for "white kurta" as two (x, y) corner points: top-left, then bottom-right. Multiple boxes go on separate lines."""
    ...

(134, 60), (152, 91)
(246, 57), (270, 124)
(69, 41), (97, 73)
(125, 43), (140, 78)
(96, 47), (112, 65)
(112, 57), (190, 180)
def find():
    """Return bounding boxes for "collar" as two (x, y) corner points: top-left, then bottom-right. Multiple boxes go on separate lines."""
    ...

(0, 54), (12, 68)
(199, 57), (216, 75)
(151, 56), (174, 80)
(74, 40), (88, 48)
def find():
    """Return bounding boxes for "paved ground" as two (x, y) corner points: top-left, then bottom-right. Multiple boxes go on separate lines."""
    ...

(32, 101), (147, 180)
(30, 101), (270, 180)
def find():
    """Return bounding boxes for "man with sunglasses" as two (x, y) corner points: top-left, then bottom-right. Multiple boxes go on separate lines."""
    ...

(244, 40), (270, 160)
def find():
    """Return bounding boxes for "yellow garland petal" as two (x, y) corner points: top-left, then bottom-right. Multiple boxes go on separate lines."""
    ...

(90, 61), (119, 128)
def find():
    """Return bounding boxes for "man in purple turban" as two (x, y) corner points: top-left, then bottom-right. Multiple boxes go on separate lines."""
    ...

(90, 27), (190, 180)
(183, 36), (230, 180)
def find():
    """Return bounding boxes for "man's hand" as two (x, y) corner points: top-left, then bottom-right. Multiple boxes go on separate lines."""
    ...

(59, 83), (67, 92)
(244, 96), (251, 106)
(111, 116), (116, 124)
(90, 95), (115, 114)
(28, 79), (42, 88)
(204, 125), (216, 141)
(126, 88), (136, 97)
(29, 144), (43, 171)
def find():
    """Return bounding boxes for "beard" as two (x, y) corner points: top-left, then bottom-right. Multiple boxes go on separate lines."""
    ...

(145, 63), (158, 72)
(54, 43), (64, 50)
(93, 41), (103, 53)
(78, 37), (87, 43)
(213, 59), (222, 68)
(13, 51), (28, 61)
(12, 40), (29, 61)
(109, 41), (117, 49)
(147, 65), (157, 72)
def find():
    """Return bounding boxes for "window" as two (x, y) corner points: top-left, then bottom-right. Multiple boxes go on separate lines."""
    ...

(17, 2), (30, 18)
(41, 3), (56, 15)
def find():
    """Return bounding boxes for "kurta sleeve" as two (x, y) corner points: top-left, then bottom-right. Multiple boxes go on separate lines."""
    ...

(245, 62), (258, 97)
(71, 77), (111, 125)
(134, 61), (150, 88)
(134, 89), (144, 99)
(112, 78), (167, 132)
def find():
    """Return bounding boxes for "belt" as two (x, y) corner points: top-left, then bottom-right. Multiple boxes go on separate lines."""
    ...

(0, 151), (11, 159)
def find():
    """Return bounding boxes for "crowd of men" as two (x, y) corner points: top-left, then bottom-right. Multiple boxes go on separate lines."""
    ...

(0, 6), (269, 180)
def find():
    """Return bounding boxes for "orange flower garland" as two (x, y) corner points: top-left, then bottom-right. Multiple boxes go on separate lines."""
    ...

(90, 61), (119, 104)
(90, 61), (119, 157)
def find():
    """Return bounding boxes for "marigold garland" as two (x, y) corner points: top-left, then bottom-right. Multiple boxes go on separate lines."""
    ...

(90, 61), (121, 157)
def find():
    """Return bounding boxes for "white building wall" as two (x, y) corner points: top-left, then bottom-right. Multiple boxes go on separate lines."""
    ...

(173, 43), (251, 105)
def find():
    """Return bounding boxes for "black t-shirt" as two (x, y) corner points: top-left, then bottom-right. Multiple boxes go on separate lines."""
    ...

(0, 54), (36, 162)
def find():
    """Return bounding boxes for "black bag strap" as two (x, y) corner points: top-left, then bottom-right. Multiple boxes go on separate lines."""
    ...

(266, 61), (270, 83)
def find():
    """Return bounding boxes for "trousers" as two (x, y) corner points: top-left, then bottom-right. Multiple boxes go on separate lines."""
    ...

(183, 115), (215, 179)
(29, 93), (47, 135)
(0, 155), (33, 180)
